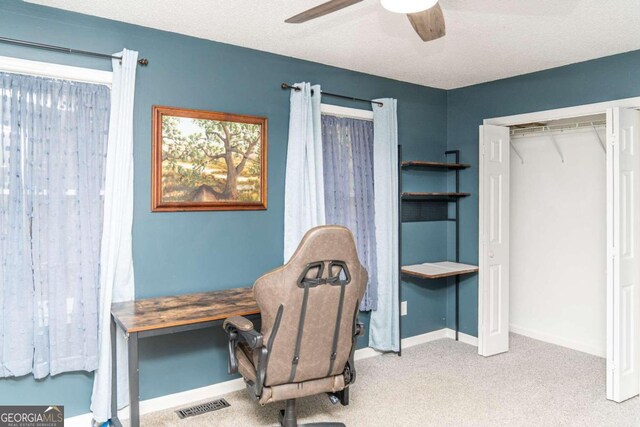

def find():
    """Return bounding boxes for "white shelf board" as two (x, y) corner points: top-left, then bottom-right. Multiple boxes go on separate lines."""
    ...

(401, 261), (479, 279)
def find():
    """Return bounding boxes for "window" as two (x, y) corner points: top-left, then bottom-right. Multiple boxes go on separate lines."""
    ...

(320, 104), (378, 311)
(0, 58), (111, 378)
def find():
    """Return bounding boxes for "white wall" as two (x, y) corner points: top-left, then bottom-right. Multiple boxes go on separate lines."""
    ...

(509, 128), (606, 357)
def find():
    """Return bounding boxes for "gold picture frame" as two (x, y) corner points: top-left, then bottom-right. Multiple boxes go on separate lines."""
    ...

(152, 106), (267, 212)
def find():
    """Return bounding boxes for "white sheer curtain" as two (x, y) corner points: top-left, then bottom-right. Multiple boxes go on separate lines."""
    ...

(283, 82), (325, 261)
(369, 98), (400, 352)
(91, 49), (138, 424)
(0, 72), (110, 377)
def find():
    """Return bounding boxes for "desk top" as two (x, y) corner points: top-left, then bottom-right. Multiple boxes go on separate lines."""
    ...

(111, 287), (259, 333)
(401, 261), (479, 280)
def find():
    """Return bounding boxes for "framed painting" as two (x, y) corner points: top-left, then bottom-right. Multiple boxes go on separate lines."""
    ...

(152, 106), (267, 211)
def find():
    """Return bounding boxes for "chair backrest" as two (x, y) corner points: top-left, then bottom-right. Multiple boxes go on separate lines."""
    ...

(254, 225), (367, 387)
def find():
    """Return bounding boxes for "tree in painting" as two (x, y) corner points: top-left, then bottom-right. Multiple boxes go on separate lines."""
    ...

(161, 116), (262, 203)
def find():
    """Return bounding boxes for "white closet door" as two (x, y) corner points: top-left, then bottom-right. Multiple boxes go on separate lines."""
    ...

(478, 125), (510, 357)
(607, 107), (640, 402)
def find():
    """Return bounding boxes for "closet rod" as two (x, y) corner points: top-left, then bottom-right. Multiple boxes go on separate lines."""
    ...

(0, 36), (149, 66)
(510, 120), (607, 163)
(281, 83), (383, 107)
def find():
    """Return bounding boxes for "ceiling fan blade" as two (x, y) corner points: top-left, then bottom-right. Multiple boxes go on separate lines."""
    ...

(407, 3), (446, 42)
(285, 0), (363, 24)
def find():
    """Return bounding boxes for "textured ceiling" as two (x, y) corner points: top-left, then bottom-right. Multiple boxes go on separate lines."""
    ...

(25, 0), (640, 89)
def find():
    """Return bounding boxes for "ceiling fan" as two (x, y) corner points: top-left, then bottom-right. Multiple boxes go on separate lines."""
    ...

(285, 0), (446, 42)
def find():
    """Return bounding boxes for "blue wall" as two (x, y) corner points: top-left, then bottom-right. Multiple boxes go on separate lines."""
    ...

(0, 0), (449, 417)
(446, 50), (640, 336)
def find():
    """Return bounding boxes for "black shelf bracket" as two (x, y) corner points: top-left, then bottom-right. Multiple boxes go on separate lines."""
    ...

(445, 150), (461, 341)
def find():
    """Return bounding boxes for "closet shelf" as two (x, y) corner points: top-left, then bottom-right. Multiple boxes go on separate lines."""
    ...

(401, 261), (479, 280)
(402, 192), (470, 201)
(401, 161), (470, 170)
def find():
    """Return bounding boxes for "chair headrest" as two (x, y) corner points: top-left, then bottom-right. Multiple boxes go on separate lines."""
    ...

(286, 225), (359, 268)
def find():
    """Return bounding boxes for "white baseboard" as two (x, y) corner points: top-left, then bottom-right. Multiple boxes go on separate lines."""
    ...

(65, 378), (248, 427)
(443, 328), (479, 346)
(404, 328), (451, 348)
(510, 324), (605, 358)
(125, 378), (247, 421)
(65, 328), (474, 426)
(354, 327), (453, 361)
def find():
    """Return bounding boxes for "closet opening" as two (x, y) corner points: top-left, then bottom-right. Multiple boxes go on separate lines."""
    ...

(477, 98), (640, 403)
(509, 114), (607, 358)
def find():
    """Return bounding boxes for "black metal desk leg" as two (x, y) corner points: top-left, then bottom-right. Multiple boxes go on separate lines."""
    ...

(128, 332), (140, 427)
(111, 316), (118, 424)
(455, 277), (460, 341)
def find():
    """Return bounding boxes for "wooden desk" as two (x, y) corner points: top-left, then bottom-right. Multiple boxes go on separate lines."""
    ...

(110, 287), (259, 427)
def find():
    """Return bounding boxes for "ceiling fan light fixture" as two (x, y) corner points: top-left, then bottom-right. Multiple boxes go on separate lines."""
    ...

(380, 0), (438, 14)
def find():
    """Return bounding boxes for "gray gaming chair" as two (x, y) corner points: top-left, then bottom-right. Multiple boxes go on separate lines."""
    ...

(223, 225), (367, 427)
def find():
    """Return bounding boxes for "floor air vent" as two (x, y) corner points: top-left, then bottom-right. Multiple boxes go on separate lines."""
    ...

(176, 399), (230, 419)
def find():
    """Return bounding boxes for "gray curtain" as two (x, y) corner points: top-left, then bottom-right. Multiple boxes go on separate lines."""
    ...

(0, 72), (110, 378)
(321, 114), (378, 311)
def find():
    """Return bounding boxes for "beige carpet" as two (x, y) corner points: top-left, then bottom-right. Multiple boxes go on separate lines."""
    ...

(138, 334), (640, 426)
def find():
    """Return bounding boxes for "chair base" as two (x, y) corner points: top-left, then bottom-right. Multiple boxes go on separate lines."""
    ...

(279, 399), (346, 427)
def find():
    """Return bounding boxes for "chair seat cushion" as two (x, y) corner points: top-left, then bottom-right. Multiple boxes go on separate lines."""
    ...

(236, 343), (346, 405)
(258, 374), (345, 405)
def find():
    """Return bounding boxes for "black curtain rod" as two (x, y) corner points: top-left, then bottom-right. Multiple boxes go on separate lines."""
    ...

(0, 36), (149, 66)
(281, 83), (382, 107)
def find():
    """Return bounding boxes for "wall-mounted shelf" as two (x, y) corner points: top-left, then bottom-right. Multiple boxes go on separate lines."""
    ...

(398, 149), (477, 347)
(402, 192), (470, 201)
(402, 261), (479, 280)
(401, 161), (470, 170)
(401, 192), (470, 222)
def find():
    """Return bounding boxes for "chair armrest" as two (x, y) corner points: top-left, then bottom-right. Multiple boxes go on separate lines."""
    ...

(223, 316), (254, 332)
(224, 316), (263, 349)
(345, 320), (365, 387)
(223, 316), (263, 376)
